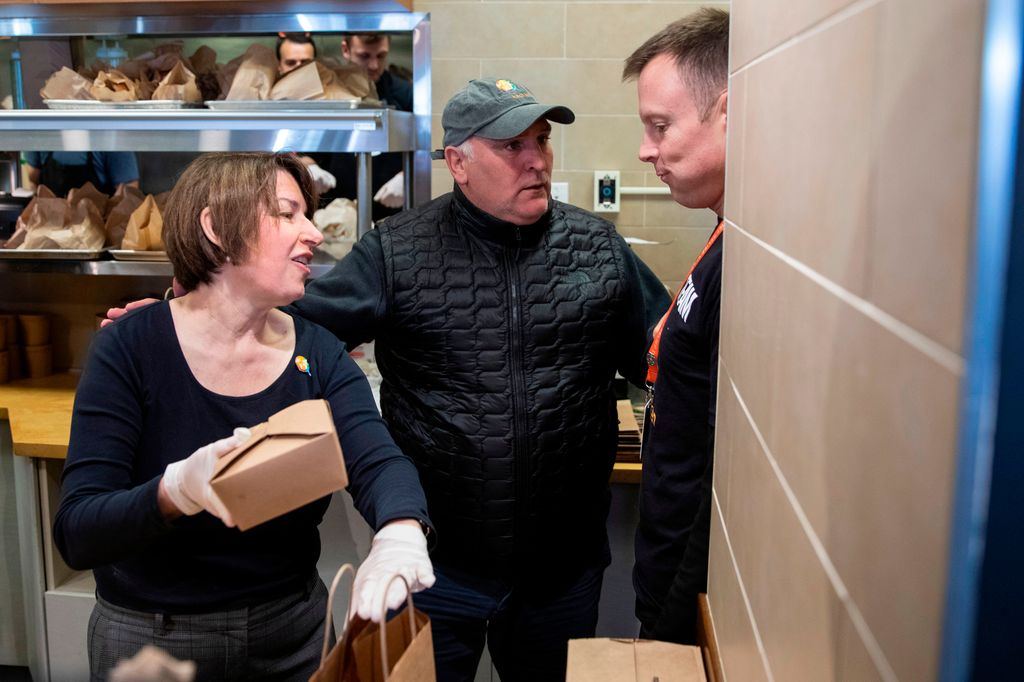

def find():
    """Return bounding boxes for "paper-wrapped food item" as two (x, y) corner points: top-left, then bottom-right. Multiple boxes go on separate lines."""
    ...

(315, 58), (378, 101)
(269, 62), (323, 101)
(40, 67), (95, 101)
(4, 186), (57, 249)
(104, 184), (145, 248)
(121, 194), (164, 250)
(313, 198), (358, 260)
(68, 181), (110, 217)
(189, 45), (222, 101)
(90, 70), (138, 102)
(117, 58), (148, 82)
(152, 61), (202, 103)
(135, 77), (158, 101)
(190, 45), (218, 75)
(225, 44), (278, 101)
(14, 185), (105, 251)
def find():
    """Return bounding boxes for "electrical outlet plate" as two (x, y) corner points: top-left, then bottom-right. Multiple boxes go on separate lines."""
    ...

(550, 182), (569, 204)
(594, 170), (620, 212)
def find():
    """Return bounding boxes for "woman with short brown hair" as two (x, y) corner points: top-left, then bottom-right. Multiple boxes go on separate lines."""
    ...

(55, 152), (434, 681)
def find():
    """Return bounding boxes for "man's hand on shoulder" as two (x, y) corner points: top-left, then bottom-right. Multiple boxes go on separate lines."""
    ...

(101, 298), (160, 328)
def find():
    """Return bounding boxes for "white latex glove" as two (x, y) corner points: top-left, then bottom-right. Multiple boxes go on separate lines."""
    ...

(373, 171), (405, 209)
(307, 163), (337, 194)
(353, 521), (435, 622)
(162, 427), (251, 526)
(109, 645), (196, 682)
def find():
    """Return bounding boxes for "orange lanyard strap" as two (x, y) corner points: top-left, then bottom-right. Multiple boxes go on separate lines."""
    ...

(645, 221), (724, 386)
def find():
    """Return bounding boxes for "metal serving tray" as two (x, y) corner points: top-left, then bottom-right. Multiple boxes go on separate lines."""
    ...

(0, 248), (103, 259)
(204, 99), (382, 111)
(44, 99), (205, 110)
(108, 249), (168, 261)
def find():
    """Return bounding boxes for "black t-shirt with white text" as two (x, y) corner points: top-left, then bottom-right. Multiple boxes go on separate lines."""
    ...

(633, 227), (722, 617)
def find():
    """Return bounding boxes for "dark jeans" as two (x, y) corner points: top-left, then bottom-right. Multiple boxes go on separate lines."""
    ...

(412, 561), (605, 682)
(88, 576), (329, 682)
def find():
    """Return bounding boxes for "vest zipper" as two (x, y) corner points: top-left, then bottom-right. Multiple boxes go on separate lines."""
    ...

(504, 243), (529, 562)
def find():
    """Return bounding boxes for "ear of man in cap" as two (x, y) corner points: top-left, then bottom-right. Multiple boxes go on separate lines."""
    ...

(431, 78), (575, 159)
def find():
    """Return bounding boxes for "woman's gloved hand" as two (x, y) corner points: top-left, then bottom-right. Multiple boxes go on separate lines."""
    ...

(353, 520), (435, 622)
(373, 171), (405, 209)
(160, 427), (251, 526)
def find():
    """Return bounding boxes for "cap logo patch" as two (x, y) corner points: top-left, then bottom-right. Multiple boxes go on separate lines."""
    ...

(495, 79), (522, 93)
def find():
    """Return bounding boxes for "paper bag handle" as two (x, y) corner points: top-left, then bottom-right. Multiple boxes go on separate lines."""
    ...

(378, 573), (419, 681)
(320, 563), (356, 666)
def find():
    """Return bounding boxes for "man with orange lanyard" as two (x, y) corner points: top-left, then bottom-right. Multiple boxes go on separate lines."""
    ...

(622, 8), (730, 644)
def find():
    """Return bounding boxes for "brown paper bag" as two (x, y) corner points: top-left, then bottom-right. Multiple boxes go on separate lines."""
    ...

(68, 181), (110, 217)
(152, 61), (202, 102)
(190, 45), (218, 75)
(16, 187), (67, 248)
(350, 575), (435, 682)
(121, 195), (164, 250)
(134, 77), (158, 101)
(104, 184), (145, 248)
(52, 201), (105, 250)
(39, 67), (94, 101)
(314, 59), (378, 101)
(270, 62), (324, 101)
(225, 44), (279, 101)
(90, 70), (138, 102)
(117, 58), (149, 82)
(309, 564), (359, 682)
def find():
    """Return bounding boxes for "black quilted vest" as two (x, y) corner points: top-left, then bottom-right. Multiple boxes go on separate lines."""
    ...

(376, 189), (630, 582)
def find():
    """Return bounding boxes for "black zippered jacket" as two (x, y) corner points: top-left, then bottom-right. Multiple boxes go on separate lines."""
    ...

(292, 187), (668, 585)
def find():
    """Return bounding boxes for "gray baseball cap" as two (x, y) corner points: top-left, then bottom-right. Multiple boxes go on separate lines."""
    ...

(430, 78), (575, 159)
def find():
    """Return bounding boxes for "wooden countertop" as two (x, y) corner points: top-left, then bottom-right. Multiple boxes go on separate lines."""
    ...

(0, 372), (643, 482)
(0, 372), (78, 459)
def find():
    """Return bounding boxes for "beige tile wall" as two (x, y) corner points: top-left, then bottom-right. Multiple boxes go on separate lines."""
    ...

(713, 0), (983, 680)
(415, 0), (726, 284)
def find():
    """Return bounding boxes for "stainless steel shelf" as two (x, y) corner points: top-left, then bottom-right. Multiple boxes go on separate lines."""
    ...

(0, 258), (173, 276)
(0, 109), (418, 153)
(0, 258), (336, 278)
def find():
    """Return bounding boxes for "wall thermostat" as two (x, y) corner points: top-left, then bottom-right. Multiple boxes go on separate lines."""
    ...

(594, 170), (620, 213)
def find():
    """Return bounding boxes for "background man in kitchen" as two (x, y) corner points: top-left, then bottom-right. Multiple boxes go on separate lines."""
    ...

(276, 32), (316, 75)
(623, 7), (730, 645)
(108, 77), (669, 681)
(315, 33), (411, 219)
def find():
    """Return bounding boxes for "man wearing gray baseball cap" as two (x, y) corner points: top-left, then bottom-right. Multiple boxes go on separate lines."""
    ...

(108, 78), (669, 682)
(296, 77), (667, 681)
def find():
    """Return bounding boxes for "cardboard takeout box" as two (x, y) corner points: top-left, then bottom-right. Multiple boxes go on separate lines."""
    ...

(210, 399), (348, 531)
(566, 638), (706, 682)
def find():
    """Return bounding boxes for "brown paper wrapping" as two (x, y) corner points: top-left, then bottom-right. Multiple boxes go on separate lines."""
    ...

(104, 184), (145, 248)
(39, 67), (95, 101)
(121, 195), (164, 251)
(134, 77), (158, 101)
(315, 58), (379, 101)
(152, 61), (202, 102)
(190, 45), (218, 75)
(17, 193), (104, 251)
(225, 44), (279, 100)
(117, 58), (148, 81)
(269, 62), (323, 101)
(90, 70), (138, 102)
(68, 181), (110, 217)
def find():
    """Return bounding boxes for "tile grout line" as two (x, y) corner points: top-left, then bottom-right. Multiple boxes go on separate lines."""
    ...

(728, 220), (964, 376)
(728, 377), (900, 682)
(562, 3), (567, 60)
(713, 487), (776, 682)
(731, 0), (884, 76)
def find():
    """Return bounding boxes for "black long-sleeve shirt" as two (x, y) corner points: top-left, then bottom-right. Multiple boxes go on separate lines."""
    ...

(55, 302), (429, 613)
